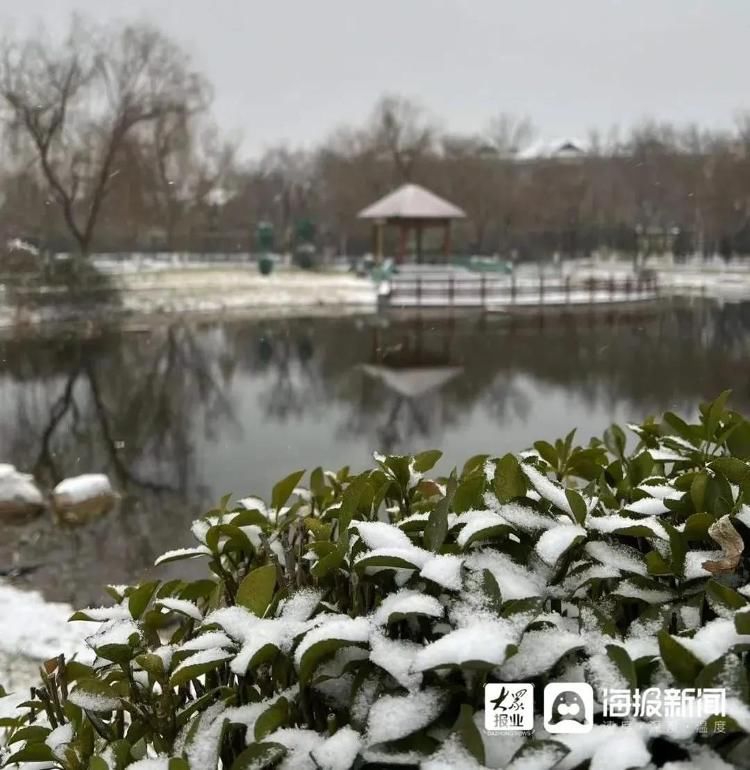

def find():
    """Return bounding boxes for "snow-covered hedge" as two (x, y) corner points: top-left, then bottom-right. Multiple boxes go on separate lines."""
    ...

(2, 392), (750, 769)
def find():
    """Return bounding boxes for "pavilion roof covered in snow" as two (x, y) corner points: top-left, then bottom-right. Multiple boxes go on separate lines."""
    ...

(358, 184), (466, 222)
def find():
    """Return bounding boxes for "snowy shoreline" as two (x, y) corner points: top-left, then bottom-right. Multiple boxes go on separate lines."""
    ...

(0, 582), (90, 694)
(2, 260), (749, 333)
(0, 269), (379, 330)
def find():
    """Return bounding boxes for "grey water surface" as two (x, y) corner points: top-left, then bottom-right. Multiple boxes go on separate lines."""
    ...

(2, 298), (749, 606)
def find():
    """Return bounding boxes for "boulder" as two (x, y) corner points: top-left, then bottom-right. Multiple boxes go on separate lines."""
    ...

(0, 464), (45, 523)
(52, 474), (115, 525)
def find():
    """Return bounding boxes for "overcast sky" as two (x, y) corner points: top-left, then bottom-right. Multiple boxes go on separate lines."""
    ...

(0, 0), (747, 159)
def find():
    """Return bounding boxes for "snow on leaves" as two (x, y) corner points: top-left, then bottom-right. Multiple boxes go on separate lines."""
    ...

(7, 398), (750, 768)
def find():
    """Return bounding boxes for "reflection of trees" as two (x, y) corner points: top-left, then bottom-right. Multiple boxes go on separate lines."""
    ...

(483, 301), (750, 418)
(0, 323), (237, 605)
(257, 329), (328, 422)
(341, 371), (452, 455)
(221, 300), (750, 455)
(3, 324), (236, 491)
(480, 372), (532, 425)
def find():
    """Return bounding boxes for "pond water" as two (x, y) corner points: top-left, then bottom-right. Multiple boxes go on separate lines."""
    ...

(3, 297), (750, 606)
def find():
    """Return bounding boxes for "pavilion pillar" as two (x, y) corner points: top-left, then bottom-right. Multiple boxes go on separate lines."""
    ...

(398, 222), (408, 264)
(375, 222), (384, 262)
(415, 223), (424, 265)
(443, 221), (451, 262)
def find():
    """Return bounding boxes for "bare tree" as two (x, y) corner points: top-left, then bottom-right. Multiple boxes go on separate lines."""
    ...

(314, 126), (389, 254)
(0, 16), (209, 261)
(253, 145), (317, 251)
(149, 116), (237, 250)
(369, 94), (436, 183)
(486, 113), (535, 157)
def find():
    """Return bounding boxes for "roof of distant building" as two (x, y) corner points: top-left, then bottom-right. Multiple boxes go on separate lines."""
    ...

(516, 138), (588, 160)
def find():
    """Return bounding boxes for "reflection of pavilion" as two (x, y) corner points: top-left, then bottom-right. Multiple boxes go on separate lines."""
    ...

(357, 320), (463, 453)
(360, 365), (460, 399)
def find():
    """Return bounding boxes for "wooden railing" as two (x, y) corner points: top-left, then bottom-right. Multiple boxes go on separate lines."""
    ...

(384, 272), (660, 310)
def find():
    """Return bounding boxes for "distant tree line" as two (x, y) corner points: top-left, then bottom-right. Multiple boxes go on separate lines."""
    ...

(2, 14), (750, 262)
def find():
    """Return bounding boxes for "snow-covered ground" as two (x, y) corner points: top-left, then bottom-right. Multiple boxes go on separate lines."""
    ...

(0, 269), (378, 329)
(0, 582), (89, 693)
(3, 256), (750, 330)
(550, 257), (750, 301)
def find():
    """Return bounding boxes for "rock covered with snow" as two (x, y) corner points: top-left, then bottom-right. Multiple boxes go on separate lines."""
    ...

(0, 463), (44, 522)
(52, 473), (115, 524)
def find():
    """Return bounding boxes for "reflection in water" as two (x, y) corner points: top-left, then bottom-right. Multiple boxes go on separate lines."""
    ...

(2, 298), (750, 604)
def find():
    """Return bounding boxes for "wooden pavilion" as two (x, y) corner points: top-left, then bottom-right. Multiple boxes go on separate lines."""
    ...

(358, 183), (465, 264)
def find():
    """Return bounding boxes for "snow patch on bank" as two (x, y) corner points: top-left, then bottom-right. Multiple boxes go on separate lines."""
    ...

(0, 582), (91, 692)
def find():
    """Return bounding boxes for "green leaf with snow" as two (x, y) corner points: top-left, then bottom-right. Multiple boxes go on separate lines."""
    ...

(311, 539), (347, 578)
(658, 631), (704, 685)
(95, 640), (139, 666)
(69, 678), (121, 713)
(135, 653), (166, 678)
(236, 564), (277, 617)
(254, 697), (289, 741)
(663, 411), (702, 446)
(128, 581), (159, 620)
(414, 449), (442, 473)
(690, 472), (708, 513)
(451, 704), (484, 765)
(629, 451), (655, 484)
(354, 553), (423, 572)
(726, 418), (750, 459)
(646, 550), (672, 576)
(604, 423), (627, 458)
(696, 652), (749, 699)
(709, 456), (750, 484)
(7, 725), (50, 744)
(494, 453), (527, 502)
(453, 474), (484, 513)
(662, 521), (687, 578)
(683, 512), (715, 541)
(606, 644), (637, 689)
(337, 475), (368, 539)
(169, 651), (232, 687)
(5, 742), (57, 765)
(534, 440), (558, 468)
(230, 742), (287, 770)
(508, 740), (569, 770)
(424, 495), (449, 552)
(705, 472), (735, 516)
(382, 455), (411, 489)
(707, 579), (747, 610)
(565, 488), (588, 524)
(298, 638), (368, 685)
(462, 453), (489, 477)
(154, 546), (211, 566)
(704, 390), (732, 441)
(271, 469), (305, 512)
(481, 569), (504, 614)
(736, 609), (750, 635)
